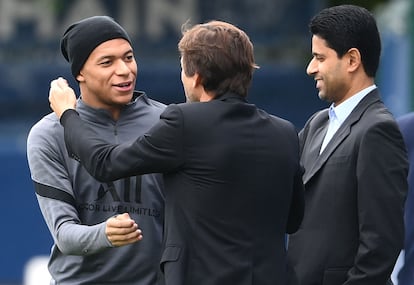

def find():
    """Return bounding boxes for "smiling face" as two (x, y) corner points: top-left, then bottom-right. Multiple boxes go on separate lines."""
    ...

(76, 38), (137, 117)
(306, 35), (350, 105)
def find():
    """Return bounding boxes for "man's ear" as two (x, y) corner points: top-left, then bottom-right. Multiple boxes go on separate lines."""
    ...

(193, 72), (202, 88)
(346, 48), (361, 73)
(76, 73), (84, 82)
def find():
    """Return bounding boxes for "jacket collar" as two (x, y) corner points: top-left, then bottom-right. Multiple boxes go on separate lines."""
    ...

(214, 92), (248, 103)
(302, 88), (382, 184)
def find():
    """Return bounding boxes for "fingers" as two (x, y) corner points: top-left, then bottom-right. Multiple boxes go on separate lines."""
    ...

(50, 77), (68, 91)
(56, 77), (69, 89)
(115, 212), (132, 220)
(49, 77), (73, 94)
(108, 231), (143, 247)
(106, 213), (137, 234)
(106, 213), (143, 247)
(48, 77), (77, 118)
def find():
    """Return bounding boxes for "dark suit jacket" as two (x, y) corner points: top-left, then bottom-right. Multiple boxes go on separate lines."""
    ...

(397, 112), (414, 285)
(287, 89), (408, 285)
(61, 93), (305, 285)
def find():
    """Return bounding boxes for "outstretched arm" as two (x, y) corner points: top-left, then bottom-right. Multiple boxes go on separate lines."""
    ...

(48, 77), (184, 182)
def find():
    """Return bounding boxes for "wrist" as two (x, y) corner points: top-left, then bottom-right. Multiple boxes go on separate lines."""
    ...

(60, 109), (79, 126)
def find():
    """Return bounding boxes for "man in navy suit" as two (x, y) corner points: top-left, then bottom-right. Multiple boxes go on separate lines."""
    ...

(397, 112), (414, 285)
(287, 5), (408, 285)
(48, 20), (305, 285)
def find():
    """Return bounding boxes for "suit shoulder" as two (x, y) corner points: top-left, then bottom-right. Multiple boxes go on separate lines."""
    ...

(397, 112), (414, 128)
(267, 112), (296, 129)
(361, 104), (398, 128)
(396, 113), (414, 144)
(353, 106), (405, 149)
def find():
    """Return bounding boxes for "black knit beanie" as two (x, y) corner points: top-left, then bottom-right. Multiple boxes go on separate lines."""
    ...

(61, 16), (132, 79)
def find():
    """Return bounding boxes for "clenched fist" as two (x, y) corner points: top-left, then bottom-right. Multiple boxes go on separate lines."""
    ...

(105, 213), (143, 247)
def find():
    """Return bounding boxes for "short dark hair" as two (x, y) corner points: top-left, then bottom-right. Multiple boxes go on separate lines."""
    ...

(178, 20), (258, 97)
(309, 5), (381, 77)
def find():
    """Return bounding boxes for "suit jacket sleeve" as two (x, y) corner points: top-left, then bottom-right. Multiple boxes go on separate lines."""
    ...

(286, 126), (305, 234)
(286, 164), (305, 234)
(347, 119), (408, 284)
(60, 105), (184, 182)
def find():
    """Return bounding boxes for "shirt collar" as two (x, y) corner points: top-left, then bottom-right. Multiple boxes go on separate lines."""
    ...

(329, 84), (377, 125)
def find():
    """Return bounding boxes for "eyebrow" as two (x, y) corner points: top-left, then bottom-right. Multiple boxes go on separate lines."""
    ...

(97, 49), (134, 61)
(312, 52), (324, 57)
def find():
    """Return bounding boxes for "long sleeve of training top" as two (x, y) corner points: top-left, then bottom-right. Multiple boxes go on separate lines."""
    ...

(27, 113), (113, 255)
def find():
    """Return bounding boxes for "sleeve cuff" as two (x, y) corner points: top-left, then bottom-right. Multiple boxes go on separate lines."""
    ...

(60, 109), (79, 126)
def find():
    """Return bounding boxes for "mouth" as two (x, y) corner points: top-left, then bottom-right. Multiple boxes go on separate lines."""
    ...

(113, 81), (134, 92)
(314, 78), (322, 89)
(114, 81), (132, 88)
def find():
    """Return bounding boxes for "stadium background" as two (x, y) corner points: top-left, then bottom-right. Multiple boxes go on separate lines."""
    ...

(0, 0), (412, 284)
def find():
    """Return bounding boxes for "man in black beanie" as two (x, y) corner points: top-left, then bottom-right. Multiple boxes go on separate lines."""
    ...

(27, 16), (166, 284)
(61, 16), (132, 80)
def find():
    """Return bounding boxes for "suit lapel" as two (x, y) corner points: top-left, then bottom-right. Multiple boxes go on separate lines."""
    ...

(303, 124), (351, 183)
(301, 110), (329, 183)
(302, 89), (382, 184)
(304, 121), (328, 169)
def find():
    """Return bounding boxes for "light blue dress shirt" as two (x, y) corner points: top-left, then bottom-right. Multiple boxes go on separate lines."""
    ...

(320, 85), (377, 154)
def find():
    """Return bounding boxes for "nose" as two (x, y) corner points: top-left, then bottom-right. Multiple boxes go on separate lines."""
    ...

(306, 58), (317, 76)
(115, 60), (130, 75)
